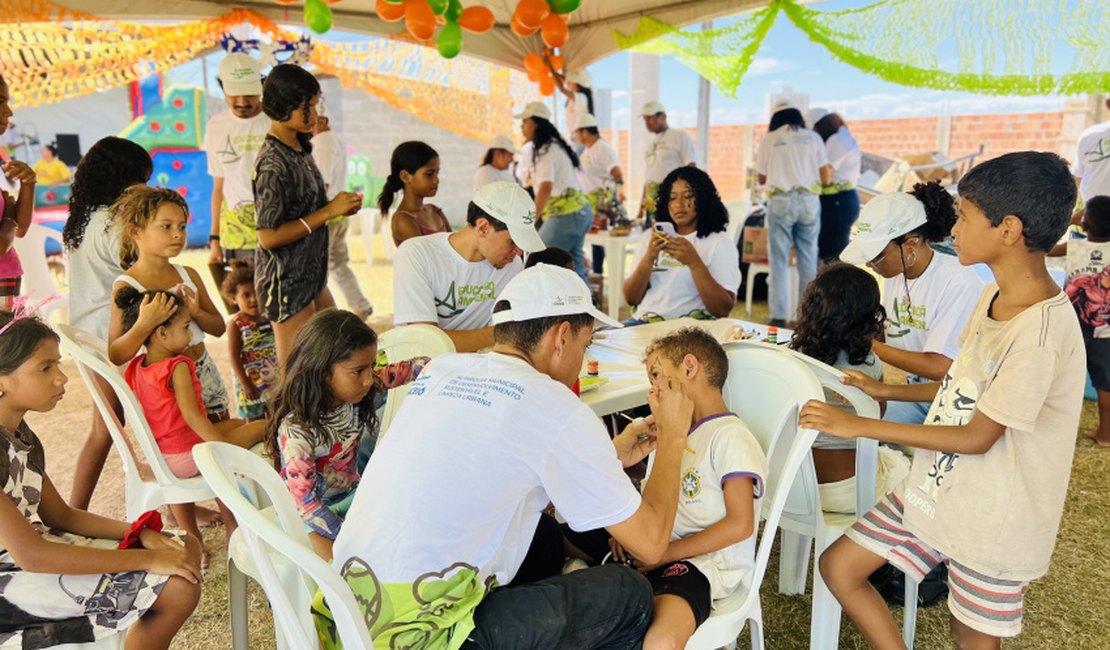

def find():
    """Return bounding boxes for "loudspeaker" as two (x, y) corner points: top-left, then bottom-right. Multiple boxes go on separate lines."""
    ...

(54, 134), (81, 167)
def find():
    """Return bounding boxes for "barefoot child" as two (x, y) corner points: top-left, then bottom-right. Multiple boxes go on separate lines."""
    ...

(222, 261), (278, 421)
(568, 327), (767, 649)
(117, 287), (268, 560)
(0, 311), (201, 650)
(266, 309), (427, 561)
(107, 185), (231, 420)
(802, 152), (1085, 647)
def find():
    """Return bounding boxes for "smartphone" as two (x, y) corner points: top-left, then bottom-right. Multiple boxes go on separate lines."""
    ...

(652, 222), (677, 238)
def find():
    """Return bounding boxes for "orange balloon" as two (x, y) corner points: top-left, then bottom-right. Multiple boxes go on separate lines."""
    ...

(527, 69), (542, 82)
(538, 76), (555, 96)
(549, 54), (564, 71)
(405, 0), (436, 40)
(376, 0), (405, 22)
(511, 12), (539, 37)
(523, 52), (545, 74)
(541, 13), (568, 49)
(515, 0), (550, 30)
(274, 0), (298, 4)
(458, 6), (496, 33)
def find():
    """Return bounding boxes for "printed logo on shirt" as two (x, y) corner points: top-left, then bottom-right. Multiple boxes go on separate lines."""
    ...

(888, 297), (927, 335)
(435, 281), (497, 319)
(1066, 262), (1110, 331)
(215, 133), (265, 164)
(1083, 134), (1110, 164)
(681, 468), (702, 499)
(915, 374), (980, 504)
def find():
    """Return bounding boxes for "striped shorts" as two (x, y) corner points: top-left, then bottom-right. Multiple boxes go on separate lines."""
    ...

(845, 492), (1028, 638)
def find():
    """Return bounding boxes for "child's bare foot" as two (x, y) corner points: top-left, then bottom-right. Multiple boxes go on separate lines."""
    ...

(1081, 428), (1110, 447)
(165, 505), (223, 528)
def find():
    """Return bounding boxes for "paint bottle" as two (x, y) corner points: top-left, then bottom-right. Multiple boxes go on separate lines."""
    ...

(587, 357), (599, 376)
(767, 326), (778, 344)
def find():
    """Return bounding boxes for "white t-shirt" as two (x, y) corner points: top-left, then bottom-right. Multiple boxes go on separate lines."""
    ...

(203, 111), (270, 249)
(565, 91), (589, 136)
(532, 143), (580, 196)
(67, 206), (120, 342)
(577, 138), (620, 194)
(882, 251), (984, 361)
(515, 141), (535, 188)
(902, 286), (1084, 580)
(1072, 120), (1110, 202)
(472, 164), (515, 192)
(644, 414), (767, 600)
(1065, 238), (1110, 335)
(754, 126), (829, 191)
(310, 130), (347, 201)
(393, 232), (523, 330)
(825, 127), (861, 186)
(645, 128), (697, 186)
(333, 352), (642, 647)
(631, 230), (740, 319)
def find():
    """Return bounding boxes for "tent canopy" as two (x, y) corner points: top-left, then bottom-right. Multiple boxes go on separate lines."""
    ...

(53, 0), (773, 70)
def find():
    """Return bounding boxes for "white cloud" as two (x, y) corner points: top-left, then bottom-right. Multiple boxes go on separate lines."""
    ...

(816, 92), (1071, 120)
(610, 89), (629, 99)
(746, 57), (790, 77)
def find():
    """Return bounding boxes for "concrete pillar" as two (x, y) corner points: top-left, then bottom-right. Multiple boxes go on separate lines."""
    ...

(695, 21), (712, 169)
(628, 53), (660, 216)
(935, 114), (952, 156)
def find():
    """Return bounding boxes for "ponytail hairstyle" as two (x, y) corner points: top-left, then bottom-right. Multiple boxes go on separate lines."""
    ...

(530, 117), (580, 169)
(790, 264), (886, 366)
(113, 286), (184, 342)
(64, 136), (152, 251)
(265, 309), (381, 463)
(108, 185), (189, 269)
(577, 85), (595, 116)
(377, 141), (439, 214)
(902, 180), (957, 245)
(261, 64), (321, 153)
(0, 313), (59, 376)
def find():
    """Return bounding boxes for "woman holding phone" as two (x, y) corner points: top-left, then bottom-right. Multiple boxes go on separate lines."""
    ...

(622, 167), (739, 325)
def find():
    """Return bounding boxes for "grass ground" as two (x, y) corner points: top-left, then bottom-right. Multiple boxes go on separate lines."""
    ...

(33, 234), (1110, 649)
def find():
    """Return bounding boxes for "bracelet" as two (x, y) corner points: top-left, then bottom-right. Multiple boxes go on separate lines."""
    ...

(208, 234), (220, 243)
(118, 510), (164, 549)
(299, 218), (313, 235)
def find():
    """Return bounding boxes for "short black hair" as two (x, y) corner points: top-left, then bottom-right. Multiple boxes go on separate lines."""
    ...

(466, 202), (508, 230)
(642, 327), (729, 389)
(525, 247), (573, 270)
(576, 126), (600, 137)
(769, 108), (805, 132)
(957, 151), (1076, 252)
(492, 301), (594, 353)
(1085, 196), (1110, 239)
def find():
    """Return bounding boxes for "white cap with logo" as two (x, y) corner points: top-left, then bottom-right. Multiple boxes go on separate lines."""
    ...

(488, 135), (517, 153)
(840, 193), (928, 265)
(218, 53), (263, 97)
(642, 100), (666, 116)
(515, 101), (552, 121)
(472, 181), (546, 253)
(492, 263), (623, 329)
(574, 113), (597, 130)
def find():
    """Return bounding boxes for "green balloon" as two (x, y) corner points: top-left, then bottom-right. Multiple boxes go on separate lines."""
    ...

(304, 0), (333, 34)
(427, 0), (449, 16)
(548, 0), (581, 14)
(437, 21), (463, 59)
(445, 0), (463, 23)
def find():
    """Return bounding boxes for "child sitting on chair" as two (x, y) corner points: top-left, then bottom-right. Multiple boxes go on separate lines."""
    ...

(567, 327), (767, 649)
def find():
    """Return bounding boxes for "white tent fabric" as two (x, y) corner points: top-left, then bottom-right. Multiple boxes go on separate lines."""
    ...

(53, 0), (774, 70)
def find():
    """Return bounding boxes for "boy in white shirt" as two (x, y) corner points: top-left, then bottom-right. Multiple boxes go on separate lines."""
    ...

(802, 151), (1085, 647)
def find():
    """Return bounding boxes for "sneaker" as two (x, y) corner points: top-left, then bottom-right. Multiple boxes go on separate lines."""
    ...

(352, 306), (374, 321)
(561, 558), (589, 575)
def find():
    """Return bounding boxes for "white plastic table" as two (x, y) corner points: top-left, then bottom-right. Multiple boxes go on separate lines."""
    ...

(585, 229), (643, 321)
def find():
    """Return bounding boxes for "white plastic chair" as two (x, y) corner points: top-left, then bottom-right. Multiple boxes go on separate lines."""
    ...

(686, 345), (824, 649)
(744, 263), (798, 320)
(192, 442), (374, 650)
(13, 223), (68, 319)
(54, 324), (216, 520)
(51, 635), (124, 649)
(376, 324), (455, 434)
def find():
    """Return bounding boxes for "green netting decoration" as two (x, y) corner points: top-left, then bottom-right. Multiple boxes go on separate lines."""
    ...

(613, 0), (1110, 97)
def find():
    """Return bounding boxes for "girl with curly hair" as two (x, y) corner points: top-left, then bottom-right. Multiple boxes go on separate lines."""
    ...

(63, 135), (152, 510)
(789, 263), (909, 513)
(252, 64), (362, 364)
(622, 166), (740, 325)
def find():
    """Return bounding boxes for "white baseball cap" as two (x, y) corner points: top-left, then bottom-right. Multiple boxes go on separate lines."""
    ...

(771, 99), (796, 114)
(472, 181), (545, 253)
(642, 100), (666, 116)
(515, 101), (552, 121)
(219, 53), (263, 97)
(488, 135), (517, 153)
(805, 107), (830, 129)
(566, 69), (592, 88)
(492, 263), (623, 329)
(840, 193), (928, 265)
(574, 113), (597, 130)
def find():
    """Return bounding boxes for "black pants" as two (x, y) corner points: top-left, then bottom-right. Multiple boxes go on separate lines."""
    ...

(817, 189), (861, 262)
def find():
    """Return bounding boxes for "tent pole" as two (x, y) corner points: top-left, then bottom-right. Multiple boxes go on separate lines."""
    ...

(628, 52), (660, 219)
(695, 21), (712, 170)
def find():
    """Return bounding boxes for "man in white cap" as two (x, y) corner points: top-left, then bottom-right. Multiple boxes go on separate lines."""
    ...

(328, 262), (694, 649)
(311, 105), (374, 320)
(393, 181), (545, 352)
(805, 107), (862, 261)
(473, 135), (518, 192)
(640, 100), (697, 223)
(575, 112), (625, 273)
(204, 52), (270, 302)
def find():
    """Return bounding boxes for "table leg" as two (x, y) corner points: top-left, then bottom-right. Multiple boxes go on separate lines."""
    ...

(606, 238), (624, 321)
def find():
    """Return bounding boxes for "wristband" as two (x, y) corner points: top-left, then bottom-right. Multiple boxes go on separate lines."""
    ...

(208, 234), (220, 243)
(299, 218), (313, 234)
(118, 510), (164, 549)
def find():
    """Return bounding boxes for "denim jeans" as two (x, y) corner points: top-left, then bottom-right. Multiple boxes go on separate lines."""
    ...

(540, 205), (594, 283)
(883, 374), (933, 426)
(465, 563), (652, 650)
(766, 190), (820, 321)
(817, 189), (861, 262)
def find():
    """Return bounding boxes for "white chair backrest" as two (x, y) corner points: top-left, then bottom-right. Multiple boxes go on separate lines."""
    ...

(377, 324), (455, 433)
(55, 324), (187, 494)
(723, 344), (826, 527)
(13, 224), (64, 300)
(193, 442), (374, 649)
